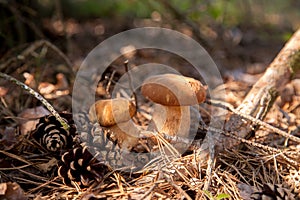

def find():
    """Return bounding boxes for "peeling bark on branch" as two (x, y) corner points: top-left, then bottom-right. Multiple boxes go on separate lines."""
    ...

(224, 28), (300, 147)
(198, 28), (300, 161)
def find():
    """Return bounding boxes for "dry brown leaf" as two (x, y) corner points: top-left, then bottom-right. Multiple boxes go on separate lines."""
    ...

(18, 106), (50, 135)
(0, 127), (18, 151)
(38, 73), (69, 99)
(0, 182), (6, 195)
(38, 82), (56, 95)
(0, 86), (8, 97)
(0, 182), (27, 200)
(23, 72), (37, 88)
(43, 89), (70, 99)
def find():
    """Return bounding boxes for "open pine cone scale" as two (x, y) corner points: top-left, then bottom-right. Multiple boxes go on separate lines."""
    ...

(31, 112), (150, 187)
(85, 122), (151, 170)
(251, 183), (296, 200)
(58, 145), (109, 187)
(32, 113), (77, 153)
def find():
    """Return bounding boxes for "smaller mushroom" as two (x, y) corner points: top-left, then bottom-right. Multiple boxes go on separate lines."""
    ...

(89, 98), (140, 150)
(141, 74), (206, 142)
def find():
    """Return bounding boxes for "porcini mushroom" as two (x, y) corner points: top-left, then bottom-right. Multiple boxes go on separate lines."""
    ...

(89, 98), (140, 150)
(141, 74), (206, 140)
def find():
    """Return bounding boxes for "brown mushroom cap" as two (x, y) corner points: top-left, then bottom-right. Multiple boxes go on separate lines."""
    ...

(141, 74), (206, 106)
(89, 98), (136, 126)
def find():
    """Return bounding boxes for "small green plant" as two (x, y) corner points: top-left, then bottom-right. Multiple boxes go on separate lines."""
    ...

(203, 190), (230, 200)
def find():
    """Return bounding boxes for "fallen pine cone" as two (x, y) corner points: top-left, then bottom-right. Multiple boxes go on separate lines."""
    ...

(58, 145), (110, 187)
(85, 122), (151, 170)
(284, 168), (300, 198)
(32, 113), (77, 153)
(250, 183), (295, 200)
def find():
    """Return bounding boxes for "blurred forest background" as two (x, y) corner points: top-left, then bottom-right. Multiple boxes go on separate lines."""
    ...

(0, 1), (300, 199)
(1, 0), (299, 73)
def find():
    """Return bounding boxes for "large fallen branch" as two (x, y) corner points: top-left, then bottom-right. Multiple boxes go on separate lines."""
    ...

(198, 28), (300, 161)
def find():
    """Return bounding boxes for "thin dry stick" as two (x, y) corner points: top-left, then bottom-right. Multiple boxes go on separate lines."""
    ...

(219, 157), (250, 185)
(27, 177), (60, 194)
(139, 183), (158, 200)
(0, 72), (69, 131)
(0, 150), (33, 166)
(124, 60), (138, 109)
(203, 151), (215, 191)
(206, 99), (300, 143)
(0, 40), (73, 72)
(153, 131), (181, 159)
(13, 177), (42, 185)
(105, 70), (117, 97)
(0, 164), (32, 171)
(166, 177), (193, 200)
(17, 167), (49, 182)
(205, 126), (299, 166)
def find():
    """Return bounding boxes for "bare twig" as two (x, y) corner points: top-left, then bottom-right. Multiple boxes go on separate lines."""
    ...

(166, 177), (193, 200)
(139, 183), (158, 200)
(0, 150), (33, 166)
(206, 99), (300, 143)
(0, 40), (73, 72)
(124, 60), (138, 109)
(105, 70), (116, 97)
(199, 125), (299, 167)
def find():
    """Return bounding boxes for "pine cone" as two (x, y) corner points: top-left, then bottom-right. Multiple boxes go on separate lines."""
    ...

(74, 112), (151, 171)
(251, 183), (295, 200)
(73, 111), (91, 133)
(86, 123), (151, 170)
(284, 168), (300, 198)
(58, 145), (109, 187)
(32, 113), (77, 152)
(84, 123), (127, 168)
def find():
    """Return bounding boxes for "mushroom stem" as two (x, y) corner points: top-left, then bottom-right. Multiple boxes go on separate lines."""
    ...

(109, 120), (140, 150)
(150, 104), (191, 138)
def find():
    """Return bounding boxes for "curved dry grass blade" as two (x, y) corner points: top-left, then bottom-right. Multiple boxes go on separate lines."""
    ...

(0, 72), (69, 131)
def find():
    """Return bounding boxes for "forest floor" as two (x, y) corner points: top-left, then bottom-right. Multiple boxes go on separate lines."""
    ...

(0, 18), (300, 199)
